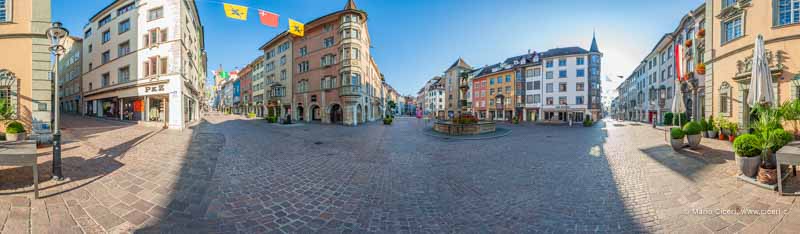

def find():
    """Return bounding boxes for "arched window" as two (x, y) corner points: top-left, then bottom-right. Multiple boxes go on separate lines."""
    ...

(0, 69), (19, 119)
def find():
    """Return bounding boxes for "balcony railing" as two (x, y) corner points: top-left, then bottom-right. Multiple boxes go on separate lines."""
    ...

(339, 85), (362, 97)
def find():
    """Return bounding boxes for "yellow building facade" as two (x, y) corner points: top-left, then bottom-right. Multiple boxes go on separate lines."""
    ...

(705, 0), (800, 130)
(0, 0), (53, 142)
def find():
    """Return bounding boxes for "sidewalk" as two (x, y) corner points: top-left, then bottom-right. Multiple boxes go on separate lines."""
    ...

(0, 115), (201, 233)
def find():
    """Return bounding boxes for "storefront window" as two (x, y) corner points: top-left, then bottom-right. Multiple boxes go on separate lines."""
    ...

(149, 97), (166, 122)
(122, 98), (144, 121)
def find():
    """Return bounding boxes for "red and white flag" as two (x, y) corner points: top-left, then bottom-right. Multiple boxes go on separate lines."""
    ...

(674, 44), (683, 81)
(258, 9), (279, 27)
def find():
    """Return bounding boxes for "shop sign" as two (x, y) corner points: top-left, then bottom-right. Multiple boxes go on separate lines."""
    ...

(145, 85), (166, 93)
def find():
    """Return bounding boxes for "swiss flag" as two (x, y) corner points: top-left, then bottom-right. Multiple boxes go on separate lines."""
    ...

(259, 9), (279, 28)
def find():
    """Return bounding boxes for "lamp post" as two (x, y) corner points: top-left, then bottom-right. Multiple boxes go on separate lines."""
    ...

(46, 22), (69, 181)
(659, 87), (667, 139)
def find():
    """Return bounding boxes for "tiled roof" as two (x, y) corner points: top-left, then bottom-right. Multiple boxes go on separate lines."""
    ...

(540, 47), (589, 58)
(447, 57), (471, 71)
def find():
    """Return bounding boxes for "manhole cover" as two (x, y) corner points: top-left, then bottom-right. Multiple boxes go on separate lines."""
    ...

(314, 141), (323, 145)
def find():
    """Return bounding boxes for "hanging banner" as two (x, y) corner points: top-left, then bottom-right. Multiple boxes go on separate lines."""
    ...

(259, 9), (279, 27)
(223, 3), (248, 21)
(288, 18), (304, 37)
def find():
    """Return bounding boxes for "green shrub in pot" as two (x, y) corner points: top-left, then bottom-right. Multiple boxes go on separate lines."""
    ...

(769, 128), (793, 153)
(733, 134), (762, 157)
(663, 112), (673, 126)
(670, 128), (685, 139)
(683, 121), (702, 135)
(734, 133), (763, 177)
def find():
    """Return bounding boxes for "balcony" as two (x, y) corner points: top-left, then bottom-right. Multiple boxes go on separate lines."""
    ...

(341, 59), (360, 67)
(339, 85), (362, 97)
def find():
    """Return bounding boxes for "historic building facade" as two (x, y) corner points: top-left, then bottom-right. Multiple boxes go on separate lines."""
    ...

(58, 36), (84, 114)
(0, 0), (53, 142)
(539, 44), (601, 123)
(249, 56), (265, 117)
(81, 0), (206, 129)
(705, 0), (800, 130)
(443, 58), (472, 118)
(290, 0), (386, 125)
(259, 32), (292, 121)
(474, 64), (517, 121)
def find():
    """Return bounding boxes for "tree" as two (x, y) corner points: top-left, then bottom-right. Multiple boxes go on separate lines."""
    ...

(387, 100), (397, 117)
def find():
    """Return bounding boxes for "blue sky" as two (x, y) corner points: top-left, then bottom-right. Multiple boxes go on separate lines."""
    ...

(53, 0), (704, 97)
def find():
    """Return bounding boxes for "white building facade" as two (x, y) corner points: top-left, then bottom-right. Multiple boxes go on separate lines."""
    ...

(539, 47), (595, 122)
(81, 0), (206, 129)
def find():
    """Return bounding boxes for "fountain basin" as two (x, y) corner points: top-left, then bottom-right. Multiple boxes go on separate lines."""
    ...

(433, 121), (496, 136)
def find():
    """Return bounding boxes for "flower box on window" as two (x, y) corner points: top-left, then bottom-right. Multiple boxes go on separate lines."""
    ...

(697, 28), (705, 38)
(684, 39), (693, 48)
(696, 63), (706, 75)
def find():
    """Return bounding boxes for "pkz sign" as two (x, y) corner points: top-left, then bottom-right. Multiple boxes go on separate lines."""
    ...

(144, 84), (166, 93)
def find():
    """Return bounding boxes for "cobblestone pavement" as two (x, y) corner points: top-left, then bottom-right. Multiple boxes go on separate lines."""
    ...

(2, 114), (800, 233)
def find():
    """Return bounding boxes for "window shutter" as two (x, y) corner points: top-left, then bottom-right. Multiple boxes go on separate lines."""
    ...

(143, 34), (149, 47)
(772, 0), (779, 26)
(161, 57), (168, 74)
(161, 28), (168, 42)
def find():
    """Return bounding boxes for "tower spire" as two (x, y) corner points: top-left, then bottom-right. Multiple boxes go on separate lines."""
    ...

(344, 0), (357, 10)
(589, 30), (599, 53)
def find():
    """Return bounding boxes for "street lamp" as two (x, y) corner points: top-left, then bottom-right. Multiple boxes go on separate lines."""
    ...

(46, 22), (69, 181)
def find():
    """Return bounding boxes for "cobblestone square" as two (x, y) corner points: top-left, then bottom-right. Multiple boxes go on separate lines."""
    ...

(2, 114), (800, 233)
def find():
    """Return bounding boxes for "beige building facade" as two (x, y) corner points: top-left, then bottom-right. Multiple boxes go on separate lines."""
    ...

(259, 32), (293, 121)
(58, 36), (83, 114)
(0, 0), (53, 142)
(705, 0), (800, 130)
(443, 58), (471, 119)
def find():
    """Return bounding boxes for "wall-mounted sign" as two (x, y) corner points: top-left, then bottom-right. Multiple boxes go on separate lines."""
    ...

(145, 85), (166, 93)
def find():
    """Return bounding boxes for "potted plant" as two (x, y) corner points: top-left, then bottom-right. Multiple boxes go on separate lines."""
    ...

(750, 105), (786, 185)
(683, 121), (703, 149)
(670, 128), (685, 151)
(4, 121), (26, 141)
(583, 118), (593, 127)
(697, 28), (706, 38)
(706, 116), (717, 138)
(699, 119), (709, 138)
(718, 118), (730, 136)
(383, 115), (393, 125)
(663, 112), (674, 126)
(733, 134), (762, 178)
(696, 63), (706, 75)
(512, 116), (519, 124)
(685, 39), (693, 48)
(265, 115), (277, 123)
(728, 123), (738, 142)
(780, 99), (800, 139)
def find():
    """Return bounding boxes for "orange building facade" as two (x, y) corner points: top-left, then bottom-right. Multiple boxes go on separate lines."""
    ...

(290, 0), (385, 126)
